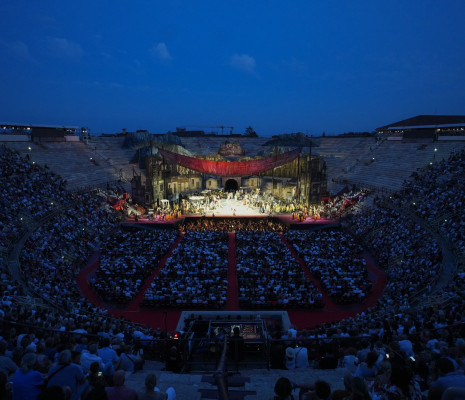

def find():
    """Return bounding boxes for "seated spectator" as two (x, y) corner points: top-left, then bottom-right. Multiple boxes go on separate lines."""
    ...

(46, 349), (85, 400)
(0, 341), (17, 379)
(346, 376), (371, 400)
(398, 336), (414, 358)
(105, 369), (137, 400)
(35, 344), (51, 374)
(374, 363), (421, 400)
(354, 351), (380, 379)
(12, 353), (44, 400)
(117, 345), (140, 374)
(298, 380), (332, 400)
(87, 361), (107, 390)
(272, 377), (293, 400)
(429, 358), (465, 399)
(341, 347), (359, 375)
(37, 386), (67, 400)
(84, 386), (108, 400)
(80, 344), (103, 374)
(138, 372), (176, 400)
(285, 347), (296, 370)
(98, 338), (119, 380)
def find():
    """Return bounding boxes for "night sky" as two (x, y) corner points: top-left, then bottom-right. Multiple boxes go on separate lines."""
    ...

(1, 1), (464, 136)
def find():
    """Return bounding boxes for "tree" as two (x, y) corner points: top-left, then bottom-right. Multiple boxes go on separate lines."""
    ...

(245, 126), (258, 137)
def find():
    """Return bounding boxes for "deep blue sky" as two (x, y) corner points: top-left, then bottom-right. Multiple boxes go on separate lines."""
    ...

(1, 1), (464, 136)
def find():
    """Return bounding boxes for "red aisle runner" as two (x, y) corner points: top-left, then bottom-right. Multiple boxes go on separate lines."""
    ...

(126, 233), (184, 312)
(77, 233), (387, 332)
(279, 233), (338, 313)
(226, 232), (239, 310)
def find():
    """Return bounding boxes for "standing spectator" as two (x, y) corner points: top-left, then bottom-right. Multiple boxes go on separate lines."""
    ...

(165, 346), (182, 374)
(294, 343), (309, 369)
(228, 327), (244, 372)
(270, 335), (285, 370)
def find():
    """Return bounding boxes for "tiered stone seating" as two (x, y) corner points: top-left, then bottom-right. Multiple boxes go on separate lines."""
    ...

(4, 141), (121, 189)
(312, 137), (376, 192)
(340, 141), (465, 191)
(89, 136), (142, 188)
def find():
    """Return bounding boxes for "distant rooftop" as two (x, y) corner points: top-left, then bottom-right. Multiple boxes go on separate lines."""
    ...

(1, 122), (81, 130)
(377, 115), (465, 131)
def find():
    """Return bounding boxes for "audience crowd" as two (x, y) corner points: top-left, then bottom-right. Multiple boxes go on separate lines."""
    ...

(142, 231), (229, 308)
(0, 144), (464, 399)
(392, 148), (465, 258)
(0, 145), (69, 252)
(91, 230), (178, 304)
(20, 191), (121, 311)
(181, 217), (287, 232)
(285, 229), (372, 304)
(351, 208), (442, 305)
(236, 231), (323, 309)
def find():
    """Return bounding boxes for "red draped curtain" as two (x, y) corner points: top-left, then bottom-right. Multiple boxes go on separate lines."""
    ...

(158, 148), (301, 177)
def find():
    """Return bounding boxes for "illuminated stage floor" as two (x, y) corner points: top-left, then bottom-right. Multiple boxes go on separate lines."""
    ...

(200, 198), (263, 216)
(124, 198), (337, 225)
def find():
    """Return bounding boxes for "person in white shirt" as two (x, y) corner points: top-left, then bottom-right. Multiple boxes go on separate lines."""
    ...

(285, 347), (296, 370)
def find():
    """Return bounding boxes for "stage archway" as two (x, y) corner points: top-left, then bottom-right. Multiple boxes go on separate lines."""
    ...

(224, 178), (239, 192)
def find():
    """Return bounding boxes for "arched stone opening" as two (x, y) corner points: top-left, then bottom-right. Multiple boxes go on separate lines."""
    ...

(224, 178), (239, 192)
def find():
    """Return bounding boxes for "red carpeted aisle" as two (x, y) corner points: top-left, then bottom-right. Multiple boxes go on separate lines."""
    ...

(226, 232), (239, 310)
(280, 233), (338, 313)
(76, 229), (388, 332)
(126, 233), (184, 312)
(285, 247), (387, 330)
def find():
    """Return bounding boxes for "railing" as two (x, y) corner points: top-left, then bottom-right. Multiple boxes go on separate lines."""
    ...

(215, 337), (230, 400)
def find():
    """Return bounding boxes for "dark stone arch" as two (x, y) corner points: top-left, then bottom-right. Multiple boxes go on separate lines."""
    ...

(224, 178), (239, 192)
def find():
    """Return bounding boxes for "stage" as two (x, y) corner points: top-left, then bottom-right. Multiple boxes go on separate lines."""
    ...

(122, 197), (338, 228)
